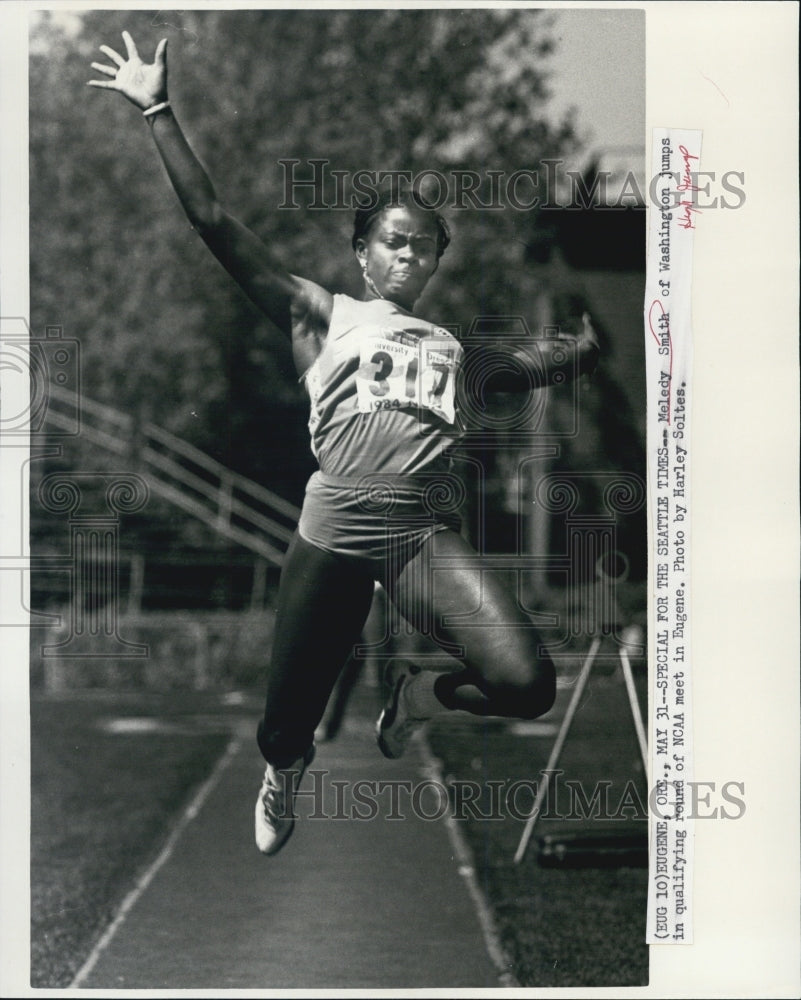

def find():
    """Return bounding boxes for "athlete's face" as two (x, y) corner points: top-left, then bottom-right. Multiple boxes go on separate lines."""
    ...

(356, 206), (440, 310)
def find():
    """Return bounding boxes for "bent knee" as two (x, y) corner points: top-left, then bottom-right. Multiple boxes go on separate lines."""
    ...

(486, 652), (556, 719)
(516, 662), (556, 719)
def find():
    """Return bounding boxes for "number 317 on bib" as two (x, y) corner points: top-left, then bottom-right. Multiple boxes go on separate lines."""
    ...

(356, 337), (461, 425)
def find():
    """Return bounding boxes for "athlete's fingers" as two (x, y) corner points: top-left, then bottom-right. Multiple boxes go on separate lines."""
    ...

(90, 61), (118, 78)
(121, 30), (139, 61)
(87, 79), (118, 89)
(99, 44), (125, 67)
(154, 37), (168, 66)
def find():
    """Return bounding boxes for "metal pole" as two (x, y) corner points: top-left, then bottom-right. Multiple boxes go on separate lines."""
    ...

(618, 642), (648, 773)
(513, 635), (601, 864)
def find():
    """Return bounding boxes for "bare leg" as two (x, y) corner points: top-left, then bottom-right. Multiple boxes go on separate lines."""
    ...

(385, 529), (556, 719)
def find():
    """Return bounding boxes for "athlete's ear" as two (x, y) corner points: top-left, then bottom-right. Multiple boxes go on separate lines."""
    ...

(355, 239), (368, 269)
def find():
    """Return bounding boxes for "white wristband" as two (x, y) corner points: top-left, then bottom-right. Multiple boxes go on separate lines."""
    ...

(143, 101), (170, 118)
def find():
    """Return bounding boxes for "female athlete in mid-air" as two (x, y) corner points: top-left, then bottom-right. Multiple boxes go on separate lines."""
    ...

(89, 32), (599, 855)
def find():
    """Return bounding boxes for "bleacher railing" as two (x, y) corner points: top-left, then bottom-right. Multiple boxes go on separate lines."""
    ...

(44, 383), (300, 566)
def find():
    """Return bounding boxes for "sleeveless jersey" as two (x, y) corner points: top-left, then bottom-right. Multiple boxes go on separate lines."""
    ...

(303, 294), (463, 478)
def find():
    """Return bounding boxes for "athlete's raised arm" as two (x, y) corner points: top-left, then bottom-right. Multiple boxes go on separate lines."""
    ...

(87, 31), (331, 373)
(463, 312), (600, 393)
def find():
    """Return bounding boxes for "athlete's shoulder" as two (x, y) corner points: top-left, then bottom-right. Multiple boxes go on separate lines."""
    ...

(328, 293), (389, 339)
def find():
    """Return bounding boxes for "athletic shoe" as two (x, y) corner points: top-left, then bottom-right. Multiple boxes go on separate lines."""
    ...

(376, 663), (425, 759)
(254, 743), (315, 856)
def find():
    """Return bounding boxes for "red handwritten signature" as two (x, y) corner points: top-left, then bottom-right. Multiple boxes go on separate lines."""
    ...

(677, 199), (702, 230)
(677, 144), (699, 192)
(648, 299), (673, 424)
(677, 144), (701, 229)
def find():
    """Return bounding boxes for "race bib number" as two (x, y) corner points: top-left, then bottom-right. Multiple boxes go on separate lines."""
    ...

(356, 334), (460, 424)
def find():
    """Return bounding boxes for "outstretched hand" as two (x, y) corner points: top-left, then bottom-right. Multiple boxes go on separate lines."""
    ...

(579, 312), (599, 352)
(578, 312), (600, 375)
(87, 31), (168, 110)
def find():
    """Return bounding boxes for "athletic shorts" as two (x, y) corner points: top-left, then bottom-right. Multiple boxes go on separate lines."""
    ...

(297, 470), (463, 582)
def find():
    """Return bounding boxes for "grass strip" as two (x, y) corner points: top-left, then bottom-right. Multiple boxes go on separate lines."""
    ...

(30, 692), (231, 988)
(427, 671), (649, 987)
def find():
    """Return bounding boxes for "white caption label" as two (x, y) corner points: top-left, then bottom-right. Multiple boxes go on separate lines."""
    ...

(645, 128), (699, 945)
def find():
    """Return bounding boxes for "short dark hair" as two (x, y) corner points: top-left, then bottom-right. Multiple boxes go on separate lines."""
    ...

(351, 188), (451, 258)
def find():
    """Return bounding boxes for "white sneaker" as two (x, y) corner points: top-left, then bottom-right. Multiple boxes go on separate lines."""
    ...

(376, 664), (425, 759)
(254, 744), (315, 856)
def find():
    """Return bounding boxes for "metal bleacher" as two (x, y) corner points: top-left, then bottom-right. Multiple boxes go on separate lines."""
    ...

(43, 382), (301, 568)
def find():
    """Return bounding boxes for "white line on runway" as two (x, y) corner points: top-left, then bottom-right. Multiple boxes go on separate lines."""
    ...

(69, 736), (241, 988)
(417, 736), (520, 989)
